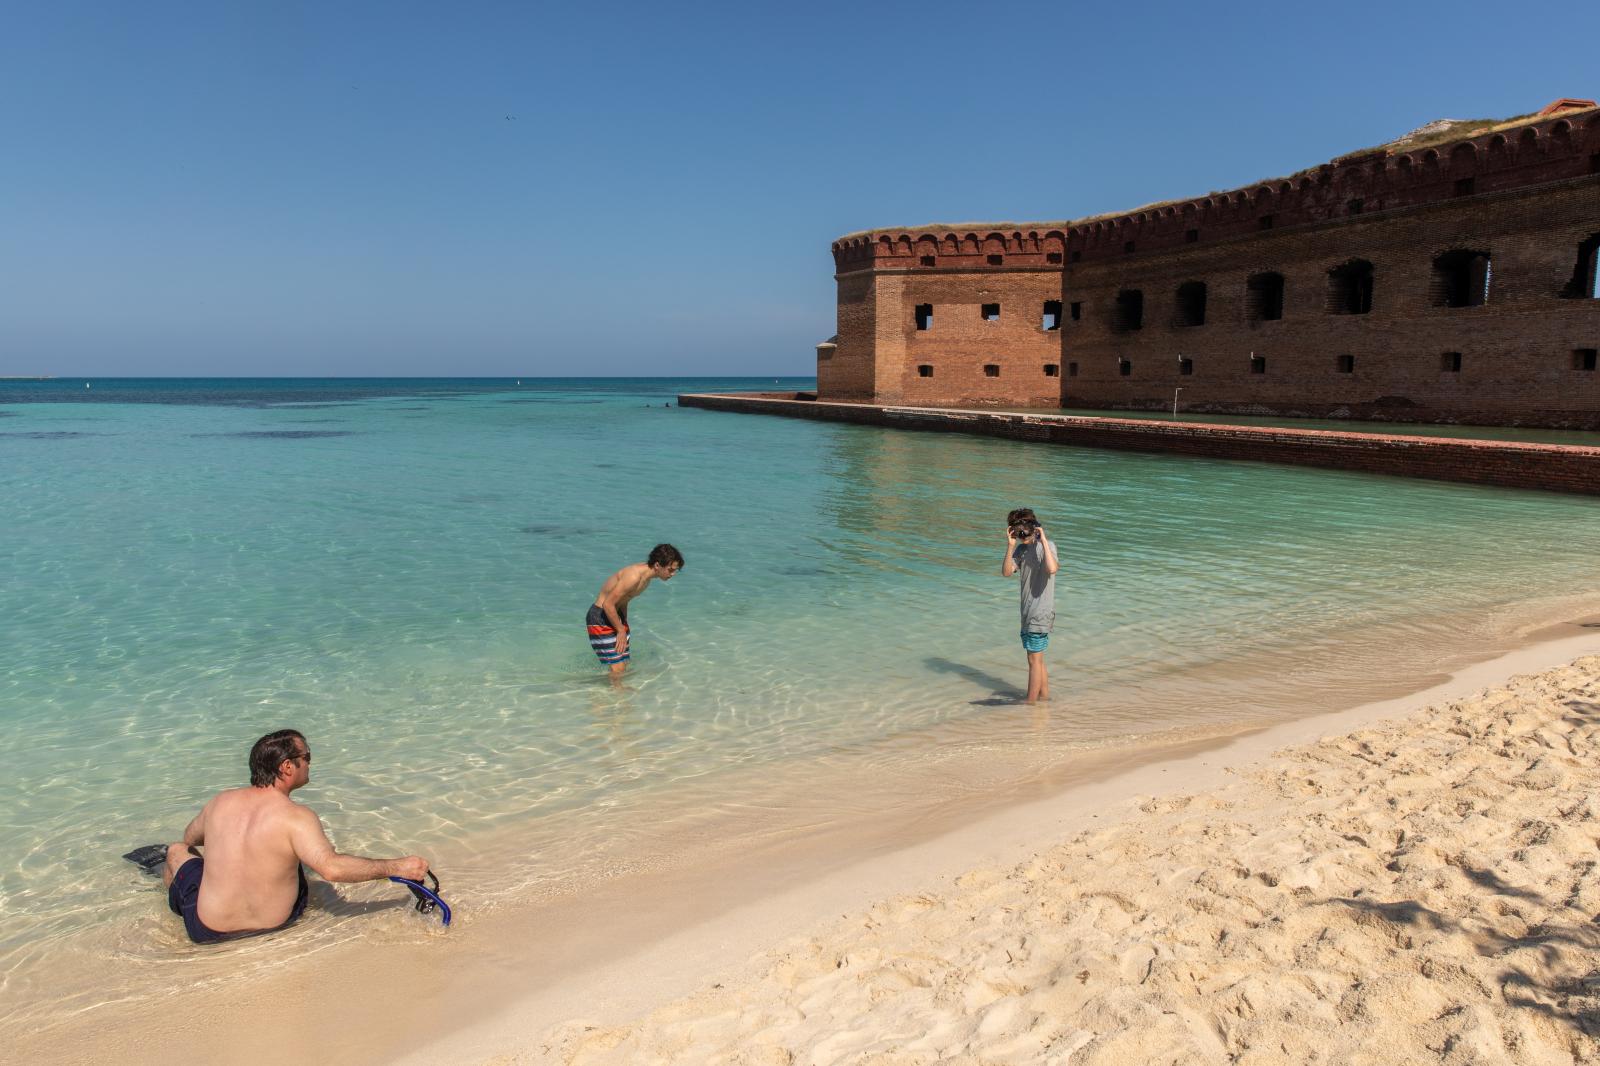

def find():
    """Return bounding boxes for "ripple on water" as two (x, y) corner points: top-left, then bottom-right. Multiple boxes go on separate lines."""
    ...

(2, 380), (1600, 1032)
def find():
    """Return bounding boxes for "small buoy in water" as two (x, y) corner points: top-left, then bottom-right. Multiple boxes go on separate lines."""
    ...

(85, 382), (90, 389)
(516, 380), (521, 385)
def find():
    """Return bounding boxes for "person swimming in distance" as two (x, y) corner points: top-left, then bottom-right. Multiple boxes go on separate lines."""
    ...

(161, 730), (429, 943)
(586, 543), (684, 680)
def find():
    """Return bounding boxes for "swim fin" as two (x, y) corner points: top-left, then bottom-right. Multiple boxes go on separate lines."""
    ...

(123, 844), (169, 873)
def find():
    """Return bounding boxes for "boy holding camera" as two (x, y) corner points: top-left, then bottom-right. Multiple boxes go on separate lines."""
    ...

(1000, 508), (1059, 703)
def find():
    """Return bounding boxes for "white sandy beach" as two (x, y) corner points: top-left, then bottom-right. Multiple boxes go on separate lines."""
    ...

(482, 641), (1600, 1065)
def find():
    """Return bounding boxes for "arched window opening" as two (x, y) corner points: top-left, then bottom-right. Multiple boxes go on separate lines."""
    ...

(1174, 281), (1207, 327)
(1327, 260), (1374, 315)
(1113, 290), (1144, 332)
(1561, 233), (1600, 298)
(1431, 250), (1491, 308)
(1246, 272), (1286, 322)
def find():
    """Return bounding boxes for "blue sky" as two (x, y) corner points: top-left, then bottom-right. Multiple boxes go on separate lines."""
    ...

(2, 1), (1594, 376)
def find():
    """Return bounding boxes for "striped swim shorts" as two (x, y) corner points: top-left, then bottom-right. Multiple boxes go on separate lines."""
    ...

(586, 603), (630, 665)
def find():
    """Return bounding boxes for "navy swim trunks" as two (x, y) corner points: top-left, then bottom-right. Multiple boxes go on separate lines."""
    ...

(167, 853), (310, 944)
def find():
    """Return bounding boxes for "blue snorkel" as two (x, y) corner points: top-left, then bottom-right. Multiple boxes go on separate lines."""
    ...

(389, 870), (452, 926)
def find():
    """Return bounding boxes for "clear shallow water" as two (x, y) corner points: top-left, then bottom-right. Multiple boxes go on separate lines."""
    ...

(4, 377), (1600, 1014)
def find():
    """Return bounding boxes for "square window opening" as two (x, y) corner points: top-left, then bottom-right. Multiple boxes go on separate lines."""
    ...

(920, 255), (936, 267)
(1454, 177), (1475, 197)
(1045, 251), (1063, 264)
(1123, 240), (1136, 254)
(1178, 357), (1194, 376)
(983, 364), (1000, 377)
(1246, 271), (1285, 322)
(1441, 351), (1462, 372)
(1185, 229), (1199, 243)
(987, 254), (1004, 266)
(1336, 354), (1355, 374)
(917, 364), (934, 378)
(1259, 214), (1275, 231)
(1042, 300), (1062, 331)
(914, 304), (933, 331)
(1118, 359), (1132, 377)
(1067, 362), (1079, 377)
(1043, 364), (1060, 377)
(1250, 356), (1267, 375)
(1113, 289), (1144, 332)
(1347, 198), (1364, 215)
(981, 302), (1000, 322)
(1069, 301), (1082, 321)
(1574, 348), (1597, 371)
(1069, 250), (1082, 263)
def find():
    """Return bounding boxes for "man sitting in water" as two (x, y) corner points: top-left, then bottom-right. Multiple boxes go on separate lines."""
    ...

(586, 543), (685, 678)
(162, 729), (429, 943)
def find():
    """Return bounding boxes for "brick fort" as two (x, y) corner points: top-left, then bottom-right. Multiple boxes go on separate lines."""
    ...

(819, 99), (1600, 428)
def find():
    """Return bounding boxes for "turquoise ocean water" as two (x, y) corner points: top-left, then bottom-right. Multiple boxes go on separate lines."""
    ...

(4, 377), (1600, 1014)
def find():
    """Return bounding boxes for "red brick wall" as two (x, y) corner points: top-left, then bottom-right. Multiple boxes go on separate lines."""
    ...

(825, 106), (1600, 427)
(1063, 179), (1600, 427)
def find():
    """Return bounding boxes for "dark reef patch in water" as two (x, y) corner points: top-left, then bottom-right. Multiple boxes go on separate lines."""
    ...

(0, 430), (106, 440)
(499, 397), (604, 405)
(190, 430), (356, 440)
(519, 523), (579, 537)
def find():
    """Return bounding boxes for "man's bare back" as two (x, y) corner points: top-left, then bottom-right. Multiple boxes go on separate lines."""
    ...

(163, 730), (427, 943)
(178, 786), (309, 931)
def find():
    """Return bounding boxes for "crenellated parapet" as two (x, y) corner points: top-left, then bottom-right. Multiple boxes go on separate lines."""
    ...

(831, 102), (1600, 275)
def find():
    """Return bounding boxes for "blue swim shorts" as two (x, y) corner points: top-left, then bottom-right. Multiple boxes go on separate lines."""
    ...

(586, 604), (630, 666)
(167, 853), (309, 944)
(1020, 630), (1050, 653)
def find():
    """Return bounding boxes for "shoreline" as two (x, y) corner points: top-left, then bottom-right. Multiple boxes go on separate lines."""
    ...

(399, 620), (1600, 1065)
(15, 615), (1600, 1064)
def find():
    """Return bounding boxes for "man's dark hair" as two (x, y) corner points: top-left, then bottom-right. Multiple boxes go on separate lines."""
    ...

(249, 729), (307, 788)
(649, 543), (684, 570)
(1007, 507), (1038, 528)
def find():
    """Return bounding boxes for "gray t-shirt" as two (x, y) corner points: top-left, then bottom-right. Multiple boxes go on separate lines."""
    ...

(1013, 536), (1056, 633)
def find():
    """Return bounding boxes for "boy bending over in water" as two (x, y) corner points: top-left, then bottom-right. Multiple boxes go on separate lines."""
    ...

(586, 543), (684, 678)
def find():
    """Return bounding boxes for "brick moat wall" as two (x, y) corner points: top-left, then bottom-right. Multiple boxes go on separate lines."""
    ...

(679, 393), (1600, 496)
(827, 106), (1600, 427)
